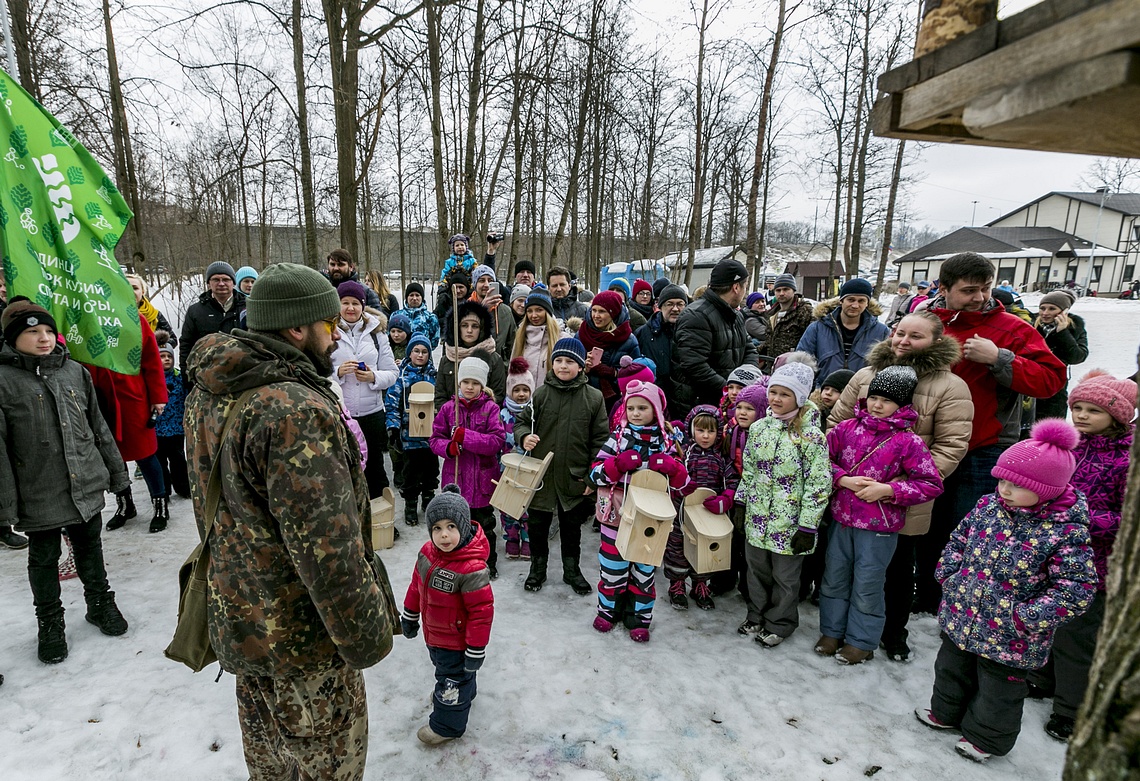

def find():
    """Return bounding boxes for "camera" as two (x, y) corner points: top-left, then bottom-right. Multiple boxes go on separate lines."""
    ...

(147, 410), (159, 428)
(487, 233), (504, 244)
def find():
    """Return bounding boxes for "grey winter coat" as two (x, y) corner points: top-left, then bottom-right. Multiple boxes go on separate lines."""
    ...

(0, 344), (130, 531)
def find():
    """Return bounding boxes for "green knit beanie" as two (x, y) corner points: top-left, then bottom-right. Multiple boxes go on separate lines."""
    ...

(245, 263), (340, 330)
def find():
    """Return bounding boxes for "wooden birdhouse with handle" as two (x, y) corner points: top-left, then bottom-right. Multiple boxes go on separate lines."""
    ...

(370, 487), (396, 550)
(407, 381), (435, 439)
(490, 451), (554, 520)
(616, 469), (676, 567)
(682, 487), (733, 574)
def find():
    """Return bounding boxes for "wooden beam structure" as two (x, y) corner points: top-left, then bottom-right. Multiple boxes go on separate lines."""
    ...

(873, 0), (1140, 157)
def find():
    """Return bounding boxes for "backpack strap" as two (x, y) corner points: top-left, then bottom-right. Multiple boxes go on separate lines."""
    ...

(201, 388), (259, 543)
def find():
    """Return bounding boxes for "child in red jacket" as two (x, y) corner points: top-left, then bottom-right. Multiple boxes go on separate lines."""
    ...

(402, 485), (495, 745)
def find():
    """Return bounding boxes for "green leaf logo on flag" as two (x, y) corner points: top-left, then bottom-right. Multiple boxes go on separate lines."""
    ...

(0, 69), (140, 374)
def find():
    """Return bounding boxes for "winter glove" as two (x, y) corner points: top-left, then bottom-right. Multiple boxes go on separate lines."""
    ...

(789, 529), (816, 555)
(387, 429), (403, 452)
(451, 426), (466, 444)
(446, 441), (461, 458)
(702, 493), (733, 516)
(465, 646), (486, 673)
(400, 609), (420, 639)
(648, 454), (688, 489)
(615, 450), (642, 473)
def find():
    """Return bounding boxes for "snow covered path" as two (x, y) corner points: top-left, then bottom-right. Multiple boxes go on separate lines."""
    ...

(1, 292), (1135, 781)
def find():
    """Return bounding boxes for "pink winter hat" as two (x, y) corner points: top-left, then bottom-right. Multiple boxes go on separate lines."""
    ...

(991, 419), (1080, 501)
(617, 355), (655, 394)
(505, 357), (535, 396)
(735, 381), (769, 412)
(1068, 369), (1137, 426)
(621, 380), (668, 428)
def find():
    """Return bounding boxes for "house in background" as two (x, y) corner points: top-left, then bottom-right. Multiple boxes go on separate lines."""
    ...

(894, 191), (1140, 294)
(659, 245), (749, 289)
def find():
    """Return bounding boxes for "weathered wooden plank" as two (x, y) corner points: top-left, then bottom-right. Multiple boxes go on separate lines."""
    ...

(963, 51), (1140, 157)
(876, 0), (1110, 95)
(896, 0), (1140, 130)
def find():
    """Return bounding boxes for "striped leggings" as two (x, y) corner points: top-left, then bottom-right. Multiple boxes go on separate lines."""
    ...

(597, 523), (656, 629)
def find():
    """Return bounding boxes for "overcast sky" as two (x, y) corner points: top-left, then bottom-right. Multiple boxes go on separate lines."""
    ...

(627, 0), (1101, 232)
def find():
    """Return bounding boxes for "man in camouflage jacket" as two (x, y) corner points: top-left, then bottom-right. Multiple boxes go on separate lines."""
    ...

(185, 263), (391, 781)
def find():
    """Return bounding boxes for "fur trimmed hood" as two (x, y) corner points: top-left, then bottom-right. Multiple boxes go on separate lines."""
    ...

(443, 300), (494, 347)
(812, 296), (884, 320)
(864, 335), (962, 377)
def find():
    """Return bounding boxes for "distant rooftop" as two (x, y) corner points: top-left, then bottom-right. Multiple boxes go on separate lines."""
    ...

(896, 226), (1122, 264)
(989, 191), (1140, 224)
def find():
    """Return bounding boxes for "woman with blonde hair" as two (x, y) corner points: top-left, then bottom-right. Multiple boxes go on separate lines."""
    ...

(125, 273), (177, 345)
(364, 268), (399, 317)
(512, 289), (565, 389)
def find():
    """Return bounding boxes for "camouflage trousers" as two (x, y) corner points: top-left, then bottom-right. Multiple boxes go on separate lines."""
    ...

(235, 666), (368, 781)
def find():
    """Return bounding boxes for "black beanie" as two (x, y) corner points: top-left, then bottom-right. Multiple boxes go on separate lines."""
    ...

(405, 281), (425, 299)
(514, 259), (536, 276)
(652, 277), (671, 299)
(821, 369), (855, 394)
(2, 301), (57, 345)
(868, 365), (918, 408)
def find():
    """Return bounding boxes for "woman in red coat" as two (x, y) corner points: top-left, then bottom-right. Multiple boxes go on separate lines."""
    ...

(84, 315), (170, 532)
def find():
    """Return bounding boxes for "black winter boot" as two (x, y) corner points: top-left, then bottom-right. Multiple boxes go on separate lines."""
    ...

(148, 497), (169, 533)
(37, 614), (68, 664)
(85, 592), (128, 636)
(404, 499), (419, 526)
(0, 524), (28, 549)
(421, 492), (434, 512)
(105, 491), (136, 531)
(561, 556), (592, 595)
(524, 556), (548, 592)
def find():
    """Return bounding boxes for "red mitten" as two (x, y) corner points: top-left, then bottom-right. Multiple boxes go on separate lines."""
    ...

(451, 427), (466, 444)
(602, 456), (623, 482)
(647, 453), (679, 477)
(702, 494), (732, 515)
(667, 462), (689, 490)
(446, 441), (461, 458)
(615, 450), (642, 473)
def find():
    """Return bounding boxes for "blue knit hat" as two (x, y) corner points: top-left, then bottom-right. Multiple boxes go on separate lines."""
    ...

(234, 266), (259, 287)
(388, 312), (412, 335)
(406, 332), (431, 357)
(551, 337), (587, 367)
(607, 277), (632, 300)
(525, 289), (554, 317)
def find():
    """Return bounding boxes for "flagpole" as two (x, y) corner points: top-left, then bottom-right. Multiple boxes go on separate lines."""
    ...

(0, 1), (19, 83)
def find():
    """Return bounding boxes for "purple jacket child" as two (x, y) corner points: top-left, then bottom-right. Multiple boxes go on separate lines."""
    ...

(430, 392), (506, 510)
(1071, 431), (1132, 589)
(826, 400), (944, 533)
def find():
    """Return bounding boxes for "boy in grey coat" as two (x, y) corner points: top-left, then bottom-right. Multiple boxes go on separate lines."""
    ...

(0, 301), (131, 664)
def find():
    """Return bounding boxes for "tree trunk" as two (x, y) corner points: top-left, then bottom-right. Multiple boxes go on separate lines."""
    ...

(424, 0), (450, 259)
(8, 0), (37, 98)
(460, 0), (487, 237)
(1065, 386), (1140, 778)
(874, 140), (905, 295)
(102, 0), (145, 270)
(684, 0), (711, 287)
(745, 0), (787, 281)
(293, 0), (319, 268)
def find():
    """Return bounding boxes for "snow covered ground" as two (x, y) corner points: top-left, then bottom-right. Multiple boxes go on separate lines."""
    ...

(0, 290), (1136, 781)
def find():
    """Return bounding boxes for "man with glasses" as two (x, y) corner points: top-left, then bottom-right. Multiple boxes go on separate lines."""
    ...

(184, 262), (393, 781)
(180, 261), (247, 383)
(635, 284), (689, 416)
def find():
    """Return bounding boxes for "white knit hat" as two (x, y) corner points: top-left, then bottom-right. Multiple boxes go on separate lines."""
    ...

(769, 362), (814, 407)
(457, 356), (490, 388)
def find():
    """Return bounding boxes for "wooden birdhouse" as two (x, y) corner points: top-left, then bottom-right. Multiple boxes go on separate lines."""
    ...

(370, 487), (396, 550)
(682, 488), (733, 574)
(490, 451), (554, 520)
(616, 470), (676, 567)
(407, 381), (435, 439)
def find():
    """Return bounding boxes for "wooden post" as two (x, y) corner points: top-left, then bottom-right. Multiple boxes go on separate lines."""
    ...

(451, 283), (462, 476)
(914, 0), (997, 57)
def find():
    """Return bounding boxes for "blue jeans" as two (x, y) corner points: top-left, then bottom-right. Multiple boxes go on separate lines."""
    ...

(428, 647), (477, 738)
(818, 523), (898, 651)
(136, 452), (167, 499)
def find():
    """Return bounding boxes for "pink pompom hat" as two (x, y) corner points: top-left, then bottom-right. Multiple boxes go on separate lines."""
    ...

(991, 419), (1080, 501)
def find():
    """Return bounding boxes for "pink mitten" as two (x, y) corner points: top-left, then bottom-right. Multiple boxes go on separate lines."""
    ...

(703, 494), (731, 515)
(615, 450), (642, 473)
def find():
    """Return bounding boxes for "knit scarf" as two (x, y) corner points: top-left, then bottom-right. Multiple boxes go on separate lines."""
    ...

(577, 316), (632, 352)
(770, 405), (800, 422)
(502, 397), (526, 417)
(137, 297), (160, 332)
(444, 335), (497, 364)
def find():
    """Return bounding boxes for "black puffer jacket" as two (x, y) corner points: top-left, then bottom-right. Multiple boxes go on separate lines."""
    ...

(1035, 312), (1089, 420)
(636, 312), (677, 410)
(671, 290), (759, 413)
(179, 289), (247, 372)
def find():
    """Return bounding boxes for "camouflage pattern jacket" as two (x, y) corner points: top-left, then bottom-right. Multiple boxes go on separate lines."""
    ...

(185, 330), (390, 677)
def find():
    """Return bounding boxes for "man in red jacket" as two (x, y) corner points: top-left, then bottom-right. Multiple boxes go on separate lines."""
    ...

(913, 252), (1067, 615)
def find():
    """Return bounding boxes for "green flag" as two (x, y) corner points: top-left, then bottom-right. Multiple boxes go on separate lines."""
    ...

(0, 68), (141, 374)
